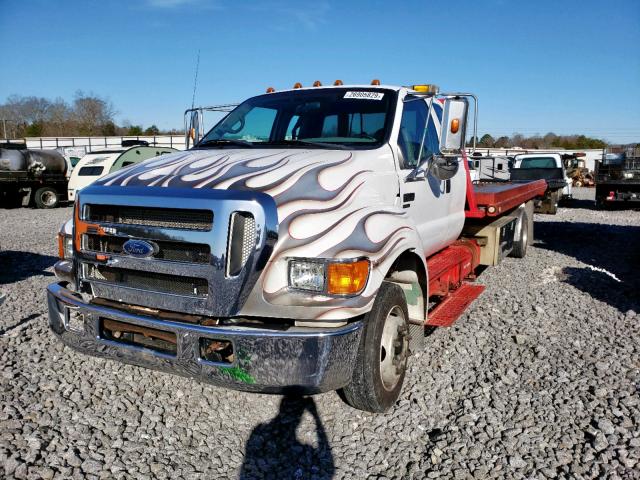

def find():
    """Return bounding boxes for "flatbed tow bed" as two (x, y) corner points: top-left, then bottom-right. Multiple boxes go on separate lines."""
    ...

(423, 152), (546, 327)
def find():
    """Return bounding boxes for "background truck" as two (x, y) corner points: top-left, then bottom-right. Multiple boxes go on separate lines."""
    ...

(0, 148), (68, 208)
(48, 81), (546, 412)
(595, 145), (640, 207)
(510, 153), (571, 214)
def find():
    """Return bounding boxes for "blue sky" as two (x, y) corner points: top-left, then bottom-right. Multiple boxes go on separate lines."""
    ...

(1, 0), (639, 142)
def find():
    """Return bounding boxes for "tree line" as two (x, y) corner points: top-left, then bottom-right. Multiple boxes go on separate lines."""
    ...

(1, 93), (609, 149)
(0, 93), (176, 139)
(468, 133), (607, 150)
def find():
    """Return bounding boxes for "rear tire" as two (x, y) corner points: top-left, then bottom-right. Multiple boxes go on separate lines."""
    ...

(34, 187), (59, 209)
(511, 210), (529, 258)
(342, 282), (410, 413)
(548, 191), (559, 214)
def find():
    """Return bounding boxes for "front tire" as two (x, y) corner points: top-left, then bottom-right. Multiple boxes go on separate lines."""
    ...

(342, 282), (410, 413)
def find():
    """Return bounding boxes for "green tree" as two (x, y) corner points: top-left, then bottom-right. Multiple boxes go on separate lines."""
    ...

(478, 134), (495, 147)
(102, 121), (117, 136)
(127, 125), (143, 135)
(144, 124), (160, 135)
(25, 121), (44, 137)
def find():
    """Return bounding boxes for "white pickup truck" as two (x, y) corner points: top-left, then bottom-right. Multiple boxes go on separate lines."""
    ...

(48, 82), (546, 412)
(511, 153), (572, 214)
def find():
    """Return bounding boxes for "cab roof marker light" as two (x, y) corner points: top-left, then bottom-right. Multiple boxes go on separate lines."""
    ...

(293, 82), (303, 89)
(371, 79), (381, 85)
(411, 84), (439, 94)
(313, 80), (322, 87)
(266, 87), (275, 93)
(333, 79), (343, 86)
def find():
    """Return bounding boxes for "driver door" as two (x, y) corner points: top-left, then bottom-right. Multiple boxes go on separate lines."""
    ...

(395, 98), (451, 257)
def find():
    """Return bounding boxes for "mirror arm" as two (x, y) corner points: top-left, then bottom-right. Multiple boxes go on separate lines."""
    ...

(405, 154), (433, 182)
(415, 97), (435, 168)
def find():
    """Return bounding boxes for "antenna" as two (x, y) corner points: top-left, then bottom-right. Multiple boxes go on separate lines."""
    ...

(191, 49), (200, 109)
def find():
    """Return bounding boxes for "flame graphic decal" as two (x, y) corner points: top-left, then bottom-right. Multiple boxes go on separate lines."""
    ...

(96, 148), (419, 320)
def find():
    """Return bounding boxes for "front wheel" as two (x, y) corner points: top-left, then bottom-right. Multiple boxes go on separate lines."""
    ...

(342, 282), (410, 413)
(33, 187), (59, 209)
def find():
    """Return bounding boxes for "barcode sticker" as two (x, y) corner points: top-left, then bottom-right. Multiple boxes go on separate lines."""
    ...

(344, 91), (385, 100)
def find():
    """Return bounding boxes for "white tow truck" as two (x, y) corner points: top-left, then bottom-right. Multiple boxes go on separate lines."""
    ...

(48, 81), (546, 412)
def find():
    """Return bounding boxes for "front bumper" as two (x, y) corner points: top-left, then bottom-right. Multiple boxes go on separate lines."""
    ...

(47, 282), (363, 394)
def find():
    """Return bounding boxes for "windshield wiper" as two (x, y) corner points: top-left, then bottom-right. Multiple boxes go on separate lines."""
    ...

(263, 139), (349, 150)
(195, 138), (255, 148)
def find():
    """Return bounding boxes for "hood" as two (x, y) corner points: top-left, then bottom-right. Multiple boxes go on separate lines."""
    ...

(95, 148), (386, 213)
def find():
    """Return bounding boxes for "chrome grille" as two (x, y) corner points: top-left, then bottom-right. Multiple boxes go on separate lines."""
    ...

(76, 185), (278, 316)
(226, 212), (256, 276)
(83, 234), (210, 264)
(86, 204), (213, 231)
(85, 264), (208, 297)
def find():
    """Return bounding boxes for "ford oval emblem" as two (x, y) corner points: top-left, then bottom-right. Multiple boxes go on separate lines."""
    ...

(122, 239), (157, 258)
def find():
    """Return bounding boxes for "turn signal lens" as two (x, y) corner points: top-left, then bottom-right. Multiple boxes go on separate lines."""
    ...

(58, 232), (65, 259)
(327, 259), (370, 295)
(450, 118), (460, 134)
(58, 233), (73, 259)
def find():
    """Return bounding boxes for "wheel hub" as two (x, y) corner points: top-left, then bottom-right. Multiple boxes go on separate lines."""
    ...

(41, 191), (56, 206)
(379, 305), (408, 391)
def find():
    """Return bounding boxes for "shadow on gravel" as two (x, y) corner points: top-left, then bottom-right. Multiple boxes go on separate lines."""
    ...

(562, 198), (596, 210)
(240, 396), (334, 479)
(561, 266), (639, 313)
(534, 221), (640, 312)
(0, 251), (57, 285)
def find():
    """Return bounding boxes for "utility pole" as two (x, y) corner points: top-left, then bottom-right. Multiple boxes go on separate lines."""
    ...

(1, 118), (14, 141)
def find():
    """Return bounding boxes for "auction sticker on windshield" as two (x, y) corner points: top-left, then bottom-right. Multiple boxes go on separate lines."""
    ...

(344, 91), (385, 100)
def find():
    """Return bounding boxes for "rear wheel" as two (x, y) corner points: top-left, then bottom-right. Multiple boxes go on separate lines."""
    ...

(342, 282), (410, 412)
(548, 191), (559, 214)
(511, 210), (529, 258)
(34, 187), (59, 209)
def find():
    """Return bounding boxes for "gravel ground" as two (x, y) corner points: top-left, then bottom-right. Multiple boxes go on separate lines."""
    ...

(1, 188), (639, 480)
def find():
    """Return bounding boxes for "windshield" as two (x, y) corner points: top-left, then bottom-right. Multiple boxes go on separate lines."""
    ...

(517, 157), (557, 169)
(197, 88), (397, 150)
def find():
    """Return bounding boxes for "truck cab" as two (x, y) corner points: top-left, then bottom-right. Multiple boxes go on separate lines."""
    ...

(595, 145), (640, 207)
(48, 82), (543, 412)
(511, 152), (571, 213)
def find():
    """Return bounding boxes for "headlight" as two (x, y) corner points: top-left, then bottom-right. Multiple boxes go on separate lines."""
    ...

(288, 258), (370, 296)
(57, 233), (73, 260)
(289, 260), (325, 292)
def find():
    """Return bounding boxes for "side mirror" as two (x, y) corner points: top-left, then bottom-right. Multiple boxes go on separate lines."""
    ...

(429, 155), (459, 180)
(440, 97), (468, 154)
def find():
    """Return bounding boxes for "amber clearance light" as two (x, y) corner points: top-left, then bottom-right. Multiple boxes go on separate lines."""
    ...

(450, 118), (460, 134)
(327, 259), (370, 295)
